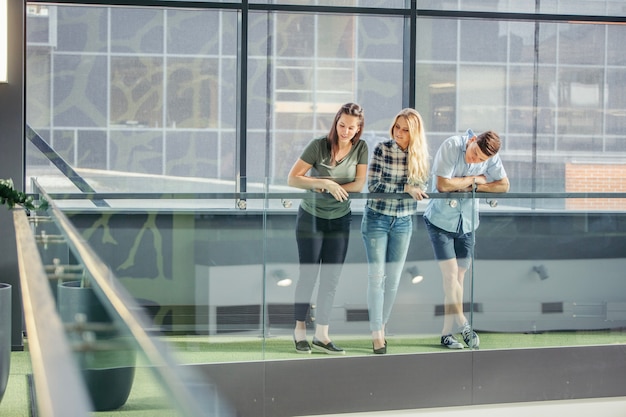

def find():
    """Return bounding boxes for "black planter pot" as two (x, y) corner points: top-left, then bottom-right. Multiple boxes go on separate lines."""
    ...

(0, 283), (10, 406)
(57, 280), (135, 411)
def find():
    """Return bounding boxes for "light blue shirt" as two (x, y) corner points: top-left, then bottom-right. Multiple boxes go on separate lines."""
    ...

(423, 130), (507, 234)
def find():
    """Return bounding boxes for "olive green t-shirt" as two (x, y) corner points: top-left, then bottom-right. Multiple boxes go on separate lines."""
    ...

(298, 136), (369, 219)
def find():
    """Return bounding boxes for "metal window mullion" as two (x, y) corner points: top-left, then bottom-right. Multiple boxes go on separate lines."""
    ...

(266, 10), (274, 182)
(455, 13), (461, 132)
(403, 0), (416, 109)
(73, 128), (78, 166)
(235, 0), (249, 207)
(218, 10), (223, 179)
(531, 0), (540, 198)
(162, 9), (167, 175)
(553, 22), (560, 152)
(602, 23), (608, 152)
(106, 7), (111, 171)
(313, 13), (319, 132)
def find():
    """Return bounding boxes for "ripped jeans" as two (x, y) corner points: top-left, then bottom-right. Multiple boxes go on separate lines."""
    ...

(361, 207), (413, 332)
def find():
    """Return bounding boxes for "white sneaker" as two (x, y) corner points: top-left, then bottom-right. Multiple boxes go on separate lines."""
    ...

(462, 323), (480, 348)
(440, 334), (463, 349)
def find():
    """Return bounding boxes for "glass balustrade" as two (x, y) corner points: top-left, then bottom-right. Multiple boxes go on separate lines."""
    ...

(26, 178), (626, 364)
(14, 176), (626, 416)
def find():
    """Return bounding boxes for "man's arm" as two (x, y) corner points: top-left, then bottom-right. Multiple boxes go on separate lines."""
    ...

(436, 175), (487, 192)
(436, 175), (509, 193)
(475, 177), (509, 193)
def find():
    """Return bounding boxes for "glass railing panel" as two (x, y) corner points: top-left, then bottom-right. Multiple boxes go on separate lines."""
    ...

(166, 188), (626, 358)
(14, 209), (93, 417)
(88, 184), (481, 359)
(30, 181), (626, 367)
(469, 192), (626, 351)
(25, 183), (236, 415)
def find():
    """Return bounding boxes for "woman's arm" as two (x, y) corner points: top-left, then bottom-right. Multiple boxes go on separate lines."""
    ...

(287, 158), (350, 201)
(288, 158), (331, 190)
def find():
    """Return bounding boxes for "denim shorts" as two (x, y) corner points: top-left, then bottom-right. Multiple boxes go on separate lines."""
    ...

(424, 218), (474, 269)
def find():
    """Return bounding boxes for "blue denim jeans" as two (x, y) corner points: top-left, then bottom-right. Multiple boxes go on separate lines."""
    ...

(361, 207), (413, 332)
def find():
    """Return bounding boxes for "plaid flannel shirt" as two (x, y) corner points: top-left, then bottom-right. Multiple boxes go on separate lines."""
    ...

(365, 140), (419, 217)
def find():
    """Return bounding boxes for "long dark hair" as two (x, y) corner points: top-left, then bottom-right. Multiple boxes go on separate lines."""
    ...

(327, 102), (365, 158)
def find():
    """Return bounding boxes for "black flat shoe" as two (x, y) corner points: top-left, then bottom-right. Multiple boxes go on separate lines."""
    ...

(372, 342), (387, 354)
(311, 338), (345, 355)
(294, 337), (311, 354)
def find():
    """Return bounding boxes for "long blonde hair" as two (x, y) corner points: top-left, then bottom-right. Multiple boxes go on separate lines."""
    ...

(390, 108), (430, 186)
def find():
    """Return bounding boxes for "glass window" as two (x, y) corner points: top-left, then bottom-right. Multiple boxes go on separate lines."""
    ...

(26, 6), (238, 187)
(460, 19), (507, 63)
(508, 65), (557, 135)
(56, 7), (108, 53)
(607, 24), (626, 66)
(606, 69), (626, 137)
(458, 64), (506, 132)
(54, 54), (108, 127)
(250, 0), (406, 7)
(556, 68), (604, 136)
(418, 0), (537, 13)
(25, 3), (626, 196)
(110, 8), (164, 54)
(416, 18), (457, 62)
(110, 56), (164, 128)
(415, 63), (457, 133)
(247, 11), (404, 183)
(558, 23), (605, 66)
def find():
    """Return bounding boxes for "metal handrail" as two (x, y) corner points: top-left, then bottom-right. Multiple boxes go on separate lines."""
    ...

(31, 191), (626, 200)
(14, 210), (93, 417)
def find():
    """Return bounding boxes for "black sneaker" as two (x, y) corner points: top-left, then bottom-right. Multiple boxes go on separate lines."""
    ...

(440, 334), (463, 349)
(312, 338), (345, 355)
(461, 323), (480, 348)
(294, 338), (311, 354)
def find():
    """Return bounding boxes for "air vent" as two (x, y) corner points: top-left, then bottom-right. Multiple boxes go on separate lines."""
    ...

(541, 302), (563, 314)
(267, 303), (294, 326)
(434, 302), (483, 316)
(216, 304), (260, 333)
(346, 308), (369, 322)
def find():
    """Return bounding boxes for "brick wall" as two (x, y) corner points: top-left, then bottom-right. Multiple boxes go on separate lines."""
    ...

(565, 163), (626, 210)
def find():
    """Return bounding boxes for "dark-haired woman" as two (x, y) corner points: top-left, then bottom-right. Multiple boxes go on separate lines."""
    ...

(288, 103), (368, 355)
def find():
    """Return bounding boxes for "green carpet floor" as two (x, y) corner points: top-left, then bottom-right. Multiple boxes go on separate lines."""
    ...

(1, 329), (624, 416)
(0, 350), (30, 417)
(168, 329), (626, 363)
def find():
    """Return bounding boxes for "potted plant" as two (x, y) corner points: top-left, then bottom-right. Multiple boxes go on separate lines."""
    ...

(57, 277), (136, 411)
(0, 178), (48, 212)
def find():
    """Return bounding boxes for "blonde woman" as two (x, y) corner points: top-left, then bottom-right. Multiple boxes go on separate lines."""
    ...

(361, 108), (430, 354)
